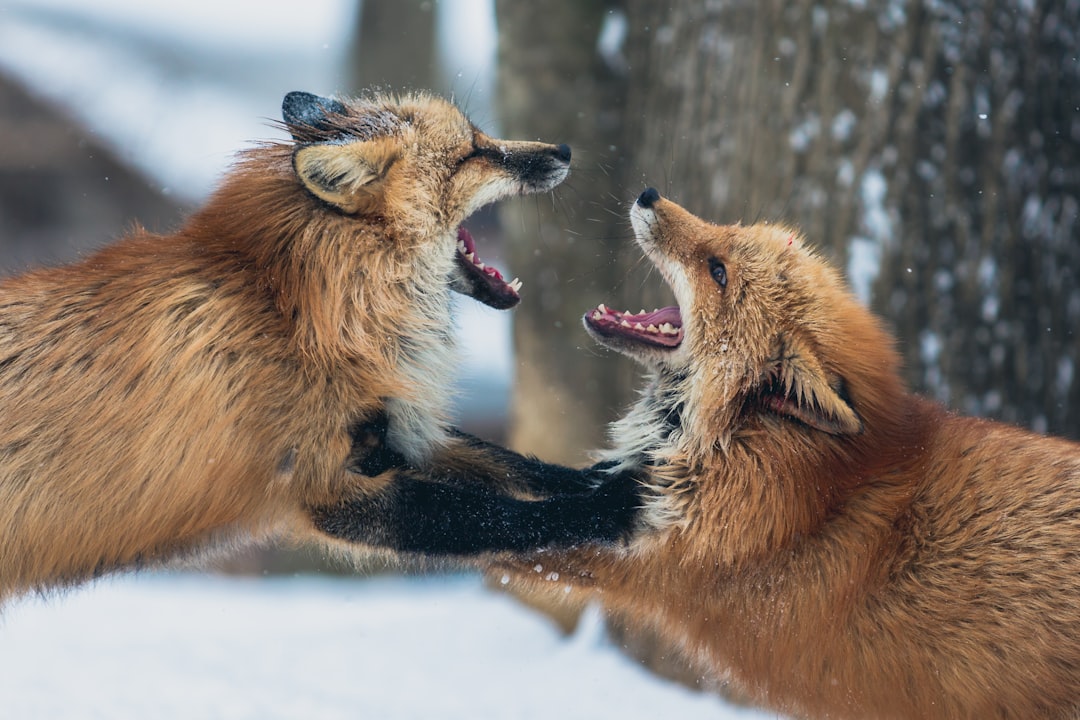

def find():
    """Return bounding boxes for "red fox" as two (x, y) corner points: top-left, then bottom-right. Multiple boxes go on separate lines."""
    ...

(364, 188), (1080, 718)
(0, 90), (643, 603)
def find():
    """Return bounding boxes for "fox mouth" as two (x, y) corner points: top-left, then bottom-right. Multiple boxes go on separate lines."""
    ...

(452, 227), (523, 310)
(584, 304), (683, 349)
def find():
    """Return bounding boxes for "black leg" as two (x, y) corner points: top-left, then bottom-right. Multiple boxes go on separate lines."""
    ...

(311, 469), (642, 555)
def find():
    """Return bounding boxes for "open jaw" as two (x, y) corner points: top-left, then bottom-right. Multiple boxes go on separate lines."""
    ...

(452, 226), (523, 310)
(584, 303), (684, 349)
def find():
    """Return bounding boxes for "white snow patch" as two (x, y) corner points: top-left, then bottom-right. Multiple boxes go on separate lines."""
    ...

(847, 237), (880, 306)
(789, 114), (821, 152)
(830, 108), (857, 142)
(0, 573), (783, 720)
(847, 168), (892, 304)
(868, 68), (889, 103)
(597, 9), (629, 72)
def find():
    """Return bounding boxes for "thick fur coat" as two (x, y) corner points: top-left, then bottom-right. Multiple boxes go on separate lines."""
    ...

(496, 190), (1080, 719)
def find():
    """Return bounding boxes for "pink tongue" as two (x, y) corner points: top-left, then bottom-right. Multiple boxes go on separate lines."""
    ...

(625, 306), (681, 326)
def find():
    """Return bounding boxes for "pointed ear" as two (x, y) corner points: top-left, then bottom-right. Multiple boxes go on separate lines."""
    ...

(761, 335), (863, 436)
(293, 139), (399, 214)
(282, 91), (348, 139)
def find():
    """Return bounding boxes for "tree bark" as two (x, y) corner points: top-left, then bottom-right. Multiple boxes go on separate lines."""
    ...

(495, 0), (651, 465)
(618, 0), (1080, 438)
(350, 0), (438, 92)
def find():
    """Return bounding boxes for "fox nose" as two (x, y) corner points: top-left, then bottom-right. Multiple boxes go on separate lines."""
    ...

(554, 144), (572, 163)
(637, 187), (660, 209)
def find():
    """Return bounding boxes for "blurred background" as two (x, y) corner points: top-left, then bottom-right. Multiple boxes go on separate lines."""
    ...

(1, 0), (1078, 716)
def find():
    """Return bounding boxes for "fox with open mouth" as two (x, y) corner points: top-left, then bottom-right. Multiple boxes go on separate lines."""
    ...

(0, 90), (643, 603)
(498, 188), (1080, 719)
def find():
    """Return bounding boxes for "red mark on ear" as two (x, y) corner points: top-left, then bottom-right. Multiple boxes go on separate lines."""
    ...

(787, 234), (794, 246)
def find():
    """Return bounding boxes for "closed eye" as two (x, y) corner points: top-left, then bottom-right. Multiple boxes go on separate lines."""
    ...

(709, 257), (728, 289)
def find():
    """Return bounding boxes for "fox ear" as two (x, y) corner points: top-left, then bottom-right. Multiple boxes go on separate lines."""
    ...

(760, 335), (863, 436)
(282, 91), (348, 139)
(293, 139), (399, 214)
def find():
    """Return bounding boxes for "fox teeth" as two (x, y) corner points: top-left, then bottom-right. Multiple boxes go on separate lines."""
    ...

(620, 320), (632, 328)
(647, 324), (659, 333)
(660, 323), (678, 335)
(509, 278), (523, 293)
(638, 309), (647, 316)
(457, 241), (467, 253)
(592, 310), (602, 320)
(634, 322), (645, 330)
(598, 303), (608, 314)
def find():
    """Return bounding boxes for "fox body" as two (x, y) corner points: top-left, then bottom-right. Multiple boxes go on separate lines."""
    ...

(478, 189), (1080, 719)
(0, 90), (640, 603)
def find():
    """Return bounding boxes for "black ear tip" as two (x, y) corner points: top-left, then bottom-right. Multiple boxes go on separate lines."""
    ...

(281, 91), (347, 128)
(282, 91), (316, 116)
(555, 143), (572, 163)
(637, 187), (661, 208)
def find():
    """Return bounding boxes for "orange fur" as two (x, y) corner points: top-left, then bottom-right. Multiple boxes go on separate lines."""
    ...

(501, 193), (1080, 719)
(0, 91), (569, 602)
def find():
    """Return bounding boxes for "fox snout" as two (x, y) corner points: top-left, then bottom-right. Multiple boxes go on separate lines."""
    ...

(498, 141), (571, 193)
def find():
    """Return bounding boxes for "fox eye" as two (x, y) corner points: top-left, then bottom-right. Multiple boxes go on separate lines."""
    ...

(709, 258), (728, 289)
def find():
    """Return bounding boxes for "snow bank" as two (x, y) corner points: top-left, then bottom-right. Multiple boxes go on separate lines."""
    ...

(0, 573), (782, 719)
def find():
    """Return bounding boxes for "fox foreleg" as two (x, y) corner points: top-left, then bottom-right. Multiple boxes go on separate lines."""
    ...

(314, 412), (643, 555)
(310, 468), (641, 555)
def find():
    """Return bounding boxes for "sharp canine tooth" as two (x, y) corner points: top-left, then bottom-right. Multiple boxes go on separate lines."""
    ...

(621, 320), (631, 328)
(592, 310), (602, 320)
(598, 303), (608, 314)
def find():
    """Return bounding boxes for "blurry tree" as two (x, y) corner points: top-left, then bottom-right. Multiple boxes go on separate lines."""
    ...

(499, 0), (1080, 458)
(620, 0), (1080, 438)
(350, 0), (439, 91)
(495, 1), (674, 465)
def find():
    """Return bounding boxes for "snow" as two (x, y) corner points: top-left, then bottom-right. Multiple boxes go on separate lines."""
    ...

(0, 572), (784, 720)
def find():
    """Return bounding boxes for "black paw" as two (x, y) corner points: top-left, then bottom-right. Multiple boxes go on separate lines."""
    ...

(346, 410), (408, 477)
(585, 470), (645, 545)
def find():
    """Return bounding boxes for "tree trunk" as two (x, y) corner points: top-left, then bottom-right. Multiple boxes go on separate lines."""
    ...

(619, 0), (1080, 439)
(350, 0), (438, 92)
(495, 0), (651, 465)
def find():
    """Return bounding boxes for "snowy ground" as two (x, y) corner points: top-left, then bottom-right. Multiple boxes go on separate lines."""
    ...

(0, 572), (784, 720)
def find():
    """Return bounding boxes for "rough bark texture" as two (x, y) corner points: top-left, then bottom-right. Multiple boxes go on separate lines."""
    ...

(618, 0), (1080, 438)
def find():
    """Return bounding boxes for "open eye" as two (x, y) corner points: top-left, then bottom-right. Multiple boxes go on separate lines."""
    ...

(709, 258), (728, 289)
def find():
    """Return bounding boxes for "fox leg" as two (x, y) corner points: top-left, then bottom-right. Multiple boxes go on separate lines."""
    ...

(346, 411), (618, 497)
(312, 411), (643, 555)
(310, 468), (641, 555)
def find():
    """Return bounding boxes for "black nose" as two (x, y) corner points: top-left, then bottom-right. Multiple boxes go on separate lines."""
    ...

(637, 187), (660, 209)
(554, 144), (571, 163)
